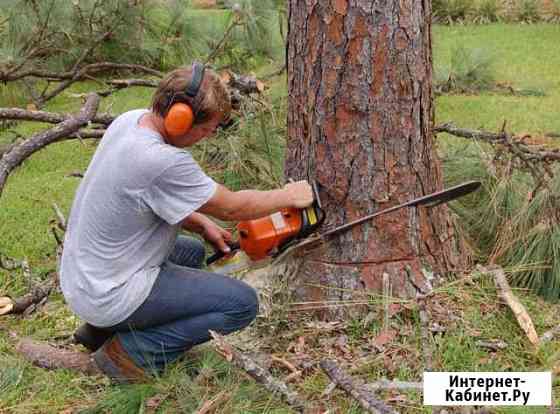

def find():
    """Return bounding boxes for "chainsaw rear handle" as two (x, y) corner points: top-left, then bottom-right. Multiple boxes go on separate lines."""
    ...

(206, 241), (241, 266)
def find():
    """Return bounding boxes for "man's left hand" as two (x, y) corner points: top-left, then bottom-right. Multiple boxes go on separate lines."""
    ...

(202, 221), (233, 254)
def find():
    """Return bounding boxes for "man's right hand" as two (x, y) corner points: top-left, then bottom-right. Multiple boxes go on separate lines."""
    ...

(283, 180), (314, 209)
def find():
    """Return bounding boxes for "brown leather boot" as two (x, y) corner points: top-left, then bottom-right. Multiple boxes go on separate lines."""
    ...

(92, 335), (147, 384)
(74, 323), (112, 352)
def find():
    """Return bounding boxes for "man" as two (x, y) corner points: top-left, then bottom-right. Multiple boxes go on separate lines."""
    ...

(51, 63), (313, 382)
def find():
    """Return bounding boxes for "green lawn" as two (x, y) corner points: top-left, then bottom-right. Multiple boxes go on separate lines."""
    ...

(434, 24), (560, 133)
(1, 23), (559, 413)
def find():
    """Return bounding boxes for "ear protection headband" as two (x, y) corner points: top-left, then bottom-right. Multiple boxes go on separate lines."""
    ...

(163, 62), (206, 138)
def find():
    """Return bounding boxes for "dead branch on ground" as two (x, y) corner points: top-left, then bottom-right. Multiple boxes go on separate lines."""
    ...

(195, 391), (230, 414)
(320, 359), (399, 414)
(417, 298), (434, 371)
(0, 279), (56, 317)
(365, 379), (423, 392)
(0, 107), (114, 126)
(478, 265), (540, 347)
(15, 337), (100, 375)
(210, 330), (307, 413)
(51, 203), (67, 231)
(434, 122), (559, 191)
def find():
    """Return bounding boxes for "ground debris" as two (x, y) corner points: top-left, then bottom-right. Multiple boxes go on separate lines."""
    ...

(320, 359), (398, 414)
(478, 265), (540, 347)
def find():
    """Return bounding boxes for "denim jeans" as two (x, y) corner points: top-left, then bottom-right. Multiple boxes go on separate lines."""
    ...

(106, 236), (259, 373)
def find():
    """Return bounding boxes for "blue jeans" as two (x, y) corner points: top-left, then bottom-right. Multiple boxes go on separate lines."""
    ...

(106, 236), (259, 373)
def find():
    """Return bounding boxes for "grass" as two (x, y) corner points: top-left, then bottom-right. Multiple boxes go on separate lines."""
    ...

(1, 23), (560, 413)
(434, 24), (560, 133)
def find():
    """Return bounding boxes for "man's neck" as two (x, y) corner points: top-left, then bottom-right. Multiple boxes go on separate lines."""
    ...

(139, 112), (167, 140)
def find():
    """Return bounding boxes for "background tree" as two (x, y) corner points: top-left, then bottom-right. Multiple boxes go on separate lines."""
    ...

(285, 0), (462, 316)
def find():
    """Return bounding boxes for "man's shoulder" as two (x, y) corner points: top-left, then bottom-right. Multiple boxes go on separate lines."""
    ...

(133, 137), (197, 180)
(116, 109), (148, 122)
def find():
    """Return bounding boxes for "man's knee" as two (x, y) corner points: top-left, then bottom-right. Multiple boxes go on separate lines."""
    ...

(234, 283), (259, 326)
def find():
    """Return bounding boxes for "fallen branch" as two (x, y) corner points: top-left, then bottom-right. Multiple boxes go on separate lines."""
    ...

(0, 279), (56, 316)
(434, 122), (560, 190)
(51, 203), (67, 231)
(434, 123), (506, 143)
(479, 265), (540, 347)
(0, 129), (103, 160)
(320, 359), (398, 414)
(435, 122), (560, 162)
(417, 299), (434, 371)
(15, 337), (100, 375)
(0, 93), (101, 198)
(209, 330), (306, 413)
(365, 379), (423, 392)
(68, 129), (106, 140)
(476, 339), (508, 351)
(195, 391), (230, 414)
(0, 107), (114, 126)
(321, 381), (338, 397)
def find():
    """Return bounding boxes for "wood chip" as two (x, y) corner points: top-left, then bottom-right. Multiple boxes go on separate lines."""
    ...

(195, 391), (229, 414)
(476, 339), (508, 351)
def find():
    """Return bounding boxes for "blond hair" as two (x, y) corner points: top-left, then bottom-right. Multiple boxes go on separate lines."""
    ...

(151, 66), (231, 123)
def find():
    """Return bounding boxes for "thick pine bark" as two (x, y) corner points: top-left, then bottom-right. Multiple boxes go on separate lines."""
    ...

(286, 1), (461, 316)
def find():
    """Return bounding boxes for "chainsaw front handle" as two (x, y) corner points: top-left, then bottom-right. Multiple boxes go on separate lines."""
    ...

(206, 241), (241, 266)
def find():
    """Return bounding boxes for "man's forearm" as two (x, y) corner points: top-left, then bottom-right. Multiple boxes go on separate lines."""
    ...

(198, 181), (312, 222)
(225, 189), (291, 220)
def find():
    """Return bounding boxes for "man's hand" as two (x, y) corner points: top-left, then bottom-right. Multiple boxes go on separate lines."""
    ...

(283, 180), (314, 209)
(181, 213), (232, 253)
(201, 220), (233, 254)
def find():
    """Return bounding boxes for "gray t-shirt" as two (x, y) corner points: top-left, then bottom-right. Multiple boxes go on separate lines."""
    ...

(60, 109), (217, 327)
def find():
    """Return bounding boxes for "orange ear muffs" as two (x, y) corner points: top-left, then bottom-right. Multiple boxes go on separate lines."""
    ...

(164, 103), (195, 138)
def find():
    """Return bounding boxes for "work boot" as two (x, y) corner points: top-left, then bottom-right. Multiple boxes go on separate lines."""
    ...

(74, 323), (112, 352)
(93, 335), (147, 384)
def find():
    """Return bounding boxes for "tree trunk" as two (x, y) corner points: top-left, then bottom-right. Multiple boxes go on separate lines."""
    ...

(286, 1), (461, 317)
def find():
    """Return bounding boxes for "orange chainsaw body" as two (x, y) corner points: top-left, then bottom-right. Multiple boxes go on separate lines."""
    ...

(237, 207), (302, 261)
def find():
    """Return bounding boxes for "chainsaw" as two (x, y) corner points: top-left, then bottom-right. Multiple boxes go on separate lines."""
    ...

(206, 181), (325, 266)
(206, 180), (481, 271)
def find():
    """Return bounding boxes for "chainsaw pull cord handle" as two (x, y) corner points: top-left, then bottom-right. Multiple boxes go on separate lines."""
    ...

(205, 241), (241, 266)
